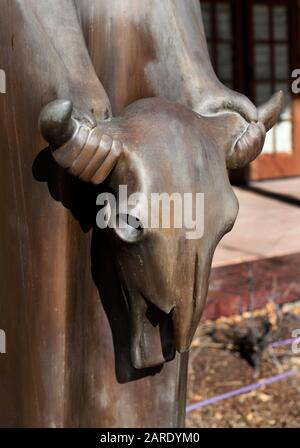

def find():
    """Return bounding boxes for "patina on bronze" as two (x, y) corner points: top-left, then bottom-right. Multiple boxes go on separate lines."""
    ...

(0, 0), (282, 427)
(40, 92), (282, 371)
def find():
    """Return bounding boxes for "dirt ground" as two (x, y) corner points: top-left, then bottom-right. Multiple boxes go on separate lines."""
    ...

(186, 302), (300, 428)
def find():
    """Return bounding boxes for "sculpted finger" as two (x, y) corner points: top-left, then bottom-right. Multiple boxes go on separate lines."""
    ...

(69, 128), (112, 176)
(52, 125), (90, 169)
(229, 91), (258, 123)
(68, 127), (104, 177)
(229, 121), (266, 169)
(91, 139), (123, 184)
(79, 133), (115, 182)
(203, 89), (258, 123)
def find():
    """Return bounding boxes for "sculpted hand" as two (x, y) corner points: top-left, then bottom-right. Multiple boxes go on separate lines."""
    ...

(194, 83), (284, 168)
(39, 100), (124, 184)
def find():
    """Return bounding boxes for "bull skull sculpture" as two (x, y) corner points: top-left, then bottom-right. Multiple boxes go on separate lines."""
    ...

(39, 92), (283, 369)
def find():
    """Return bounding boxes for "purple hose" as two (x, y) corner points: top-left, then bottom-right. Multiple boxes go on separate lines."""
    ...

(186, 370), (295, 413)
(270, 337), (300, 348)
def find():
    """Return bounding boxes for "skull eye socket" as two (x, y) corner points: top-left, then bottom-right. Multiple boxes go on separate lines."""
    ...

(114, 213), (144, 243)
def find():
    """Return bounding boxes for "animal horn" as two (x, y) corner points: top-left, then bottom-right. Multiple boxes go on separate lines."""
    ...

(226, 91), (284, 170)
(39, 99), (78, 148)
(258, 91), (284, 132)
(39, 99), (123, 184)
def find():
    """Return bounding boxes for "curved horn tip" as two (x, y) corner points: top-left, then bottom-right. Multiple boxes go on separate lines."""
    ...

(258, 90), (285, 132)
(39, 99), (75, 146)
(269, 90), (285, 115)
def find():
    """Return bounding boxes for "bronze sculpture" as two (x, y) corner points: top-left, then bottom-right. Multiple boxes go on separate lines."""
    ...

(0, 0), (282, 427)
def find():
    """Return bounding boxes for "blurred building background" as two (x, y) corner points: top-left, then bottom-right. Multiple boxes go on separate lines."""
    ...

(202, 0), (300, 183)
(199, 1), (300, 318)
(187, 4), (300, 427)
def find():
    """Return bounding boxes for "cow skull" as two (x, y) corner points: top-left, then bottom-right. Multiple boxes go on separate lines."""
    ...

(39, 92), (283, 369)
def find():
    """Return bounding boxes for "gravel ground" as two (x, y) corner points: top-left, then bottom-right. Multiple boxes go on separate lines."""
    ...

(186, 302), (300, 428)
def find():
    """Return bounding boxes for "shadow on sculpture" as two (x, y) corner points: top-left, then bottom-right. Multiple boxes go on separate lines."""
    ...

(0, 0), (286, 428)
(33, 149), (165, 383)
(36, 93), (284, 378)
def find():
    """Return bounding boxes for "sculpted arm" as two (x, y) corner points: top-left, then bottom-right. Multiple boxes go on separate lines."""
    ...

(17, 0), (121, 181)
(19, 0), (110, 121)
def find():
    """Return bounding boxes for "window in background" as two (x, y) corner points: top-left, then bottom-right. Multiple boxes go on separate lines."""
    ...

(200, 0), (299, 180)
(253, 3), (292, 154)
(202, 2), (234, 89)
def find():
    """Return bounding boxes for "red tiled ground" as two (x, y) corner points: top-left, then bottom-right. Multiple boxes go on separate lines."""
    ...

(204, 252), (300, 320)
(205, 178), (300, 320)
